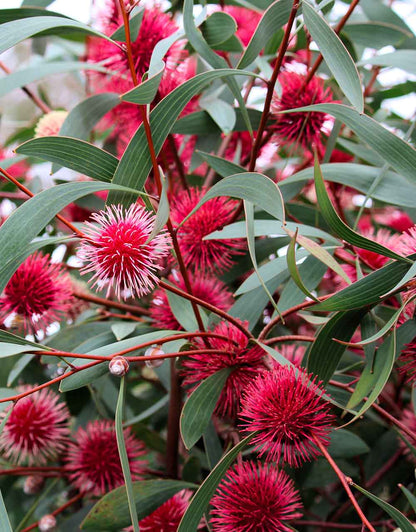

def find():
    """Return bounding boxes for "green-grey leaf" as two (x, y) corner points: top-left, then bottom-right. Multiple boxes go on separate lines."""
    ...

(0, 490), (12, 532)
(180, 368), (231, 450)
(353, 482), (415, 532)
(238, 0), (292, 69)
(359, 50), (416, 76)
(16, 137), (118, 182)
(121, 61), (165, 104)
(344, 22), (411, 49)
(82, 480), (195, 530)
(201, 12), (237, 46)
(303, 1), (363, 111)
(286, 103), (416, 185)
(0, 16), (115, 55)
(307, 309), (366, 384)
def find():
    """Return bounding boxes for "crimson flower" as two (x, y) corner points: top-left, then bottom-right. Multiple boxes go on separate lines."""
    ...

(77, 204), (171, 300)
(182, 321), (266, 419)
(270, 71), (334, 149)
(170, 187), (244, 273)
(65, 420), (147, 496)
(210, 460), (303, 531)
(223, 6), (261, 47)
(240, 366), (333, 467)
(0, 252), (73, 332)
(0, 387), (70, 465)
(139, 490), (193, 531)
(150, 272), (233, 330)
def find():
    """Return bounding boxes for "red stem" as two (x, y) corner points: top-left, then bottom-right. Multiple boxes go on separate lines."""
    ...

(20, 492), (83, 532)
(264, 334), (315, 344)
(314, 436), (376, 532)
(73, 290), (150, 315)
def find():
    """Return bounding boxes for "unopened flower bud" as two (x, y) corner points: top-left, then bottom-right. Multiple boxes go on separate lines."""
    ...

(39, 514), (57, 532)
(144, 346), (165, 368)
(109, 356), (129, 376)
(23, 475), (45, 495)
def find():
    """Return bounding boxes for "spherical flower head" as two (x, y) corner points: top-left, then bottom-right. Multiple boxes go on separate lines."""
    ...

(77, 204), (171, 300)
(399, 225), (416, 257)
(0, 387), (70, 465)
(139, 490), (193, 531)
(65, 420), (147, 496)
(354, 228), (403, 270)
(376, 208), (414, 233)
(240, 366), (334, 467)
(0, 252), (74, 333)
(150, 272), (233, 330)
(170, 187), (245, 273)
(210, 460), (303, 532)
(270, 72), (334, 150)
(35, 111), (68, 138)
(182, 320), (266, 419)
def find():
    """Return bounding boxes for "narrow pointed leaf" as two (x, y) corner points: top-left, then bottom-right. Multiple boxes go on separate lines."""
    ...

(121, 61), (165, 104)
(303, 1), (363, 111)
(314, 155), (409, 264)
(287, 230), (319, 301)
(307, 309), (367, 383)
(16, 137), (118, 182)
(0, 490), (12, 532)
(180, 368), (231, 450)
(352, 482), (415, 532)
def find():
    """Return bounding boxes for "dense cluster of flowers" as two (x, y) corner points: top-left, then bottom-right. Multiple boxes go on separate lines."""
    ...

(1, 0), (415, 529)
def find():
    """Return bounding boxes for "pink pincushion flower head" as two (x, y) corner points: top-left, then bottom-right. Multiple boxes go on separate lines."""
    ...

(182, 320), (266, 419)
(77, 204), (171, 301)
(65, 420), (147, 497)
(270, 71), (335, 150)
(223, 6), (261, 47)
(170, 187), (245, 273)
(240, 365), (334, 467)
(138, 490), (194, 531)
(150, 271), (233, 330)
(0, 387), (70, 465)
(0, 252), (73, 333)
(210, 460), (303, 532)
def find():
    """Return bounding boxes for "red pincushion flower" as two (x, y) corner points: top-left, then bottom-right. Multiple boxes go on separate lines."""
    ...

(240, 366), (333, 467)
(0, 387), (70, 465)
(0, 252), (73, 332)
(139, 490), (193, 531)
(86, 3), (192, 154)
(270, 72), (334, 150)
(354, 228), (403, 270)
(170, 187), (245, 273)
(77, 204), (171, 300)
(182, 321), (266, 419)
(65, 420), (147, 496)
(279, 344), (305, 367)
(210, 460), (303, 532)
(399, 225), (416, 257)
(399, 337), (416, 384)
(150, 272), (233, 330)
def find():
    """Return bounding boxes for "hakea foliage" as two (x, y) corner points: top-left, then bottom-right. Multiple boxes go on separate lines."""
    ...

(1, 0), (416, 530)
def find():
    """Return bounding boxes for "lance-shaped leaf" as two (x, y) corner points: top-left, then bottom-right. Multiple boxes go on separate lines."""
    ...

(359, 50), (416, 76)
(121, 61), (165, 105)
(82, 480), (196, 530)
(353, 482), (415, 532)
(0, 16), (115, 55)
(303, 1), (363, 111)
(0, 7), (65, 24)
(307, 309), (367, 384)
(179, 172), (284, 226)
(201, 12), (237, 46)
(283, 104), (416, 185)
(180, 368), (231, 450)
(314, 155), (409, 264)
(238, 0), (293, 69)
(178, 435), (254, 531)
(16, 137), (118, 182)
(0, 491), (12, 532)
(287, 229), (319, 302)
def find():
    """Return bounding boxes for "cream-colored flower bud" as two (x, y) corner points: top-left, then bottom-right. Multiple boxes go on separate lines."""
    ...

(109, 356), (130, 376)
(144, 346), (165, 368)
(39, 514), (57, 532)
